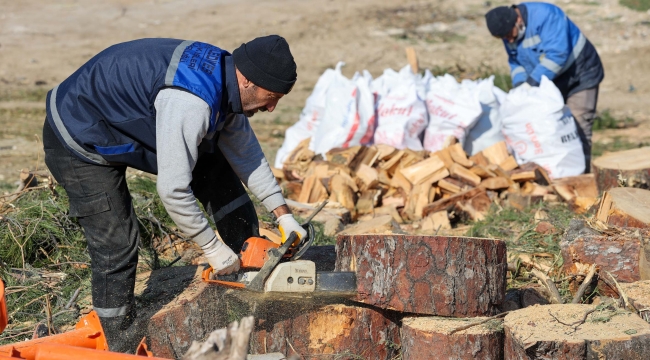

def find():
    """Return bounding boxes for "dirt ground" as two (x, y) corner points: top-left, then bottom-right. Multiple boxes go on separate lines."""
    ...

(1, 0), (649, 184)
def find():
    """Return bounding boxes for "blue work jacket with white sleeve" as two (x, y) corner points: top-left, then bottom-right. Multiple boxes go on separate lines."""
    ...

(505, 2), (604, 99)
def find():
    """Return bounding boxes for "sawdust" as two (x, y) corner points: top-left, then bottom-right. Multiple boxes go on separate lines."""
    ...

(402, 316), (500, 335)
(504, 304), (650, 344)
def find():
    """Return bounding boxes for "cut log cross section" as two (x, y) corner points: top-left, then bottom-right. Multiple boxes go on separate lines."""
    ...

(592, 146), (650, 193)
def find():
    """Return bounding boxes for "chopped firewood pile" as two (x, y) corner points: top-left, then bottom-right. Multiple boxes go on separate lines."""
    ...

(275, 137), (599, 233)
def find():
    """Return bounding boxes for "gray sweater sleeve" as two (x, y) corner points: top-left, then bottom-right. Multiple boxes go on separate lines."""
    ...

(155, 89), (285, 248)
(217, 114), (286, 211)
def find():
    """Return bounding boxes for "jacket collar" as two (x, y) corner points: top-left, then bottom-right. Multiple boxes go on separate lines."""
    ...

(223, 55), (243, 114)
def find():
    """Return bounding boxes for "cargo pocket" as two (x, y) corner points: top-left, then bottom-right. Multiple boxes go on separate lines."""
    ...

(69, 192), (111, 218)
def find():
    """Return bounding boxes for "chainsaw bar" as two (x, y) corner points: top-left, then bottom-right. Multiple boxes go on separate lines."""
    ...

(315, 272), (357, 294)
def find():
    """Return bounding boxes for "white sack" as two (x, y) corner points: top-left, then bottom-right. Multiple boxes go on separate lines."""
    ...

(274, 67), (335, 168)
(310, 62), (376, 156)
(373, 65), (428, 150)
(463, 76), (507, 155)
(500, 77), (585, 179)
(423, 74), (483, 152)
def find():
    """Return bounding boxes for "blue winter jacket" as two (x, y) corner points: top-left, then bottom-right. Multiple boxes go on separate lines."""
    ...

(45, 38), (228, 174)
(505, 2), (604, 98)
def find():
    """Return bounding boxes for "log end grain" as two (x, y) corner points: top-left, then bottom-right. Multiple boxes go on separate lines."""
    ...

(335, 234), (507, 317)
(593, 147), (650, 193)
(621, 281), (650, 323)
(401, 316), (504, 360)
(505, 304), (650, 359)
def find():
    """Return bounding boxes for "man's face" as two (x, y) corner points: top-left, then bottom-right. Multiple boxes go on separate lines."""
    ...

(239, 84), (284, 117)
(503, 16), (525, 43)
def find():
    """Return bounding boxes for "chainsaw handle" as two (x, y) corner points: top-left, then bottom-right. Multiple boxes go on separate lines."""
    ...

(201, 266), (246, 289)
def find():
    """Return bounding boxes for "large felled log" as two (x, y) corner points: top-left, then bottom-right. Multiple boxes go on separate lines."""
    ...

(133, 246), (346, 358)
(335, 234), (507, 316)
(504, 304), (650, 359)
(401, 316), (504, 360)
(596, 187), (650, 229)
(250, 303), (399, 359)
(560, 220), (650, 295)
(592, 146), (650, 193)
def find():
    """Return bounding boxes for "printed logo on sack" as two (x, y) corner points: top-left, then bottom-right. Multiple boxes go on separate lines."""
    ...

(426, 103), (457, 121)
(513, 140), (528, 155)
(378, 104), (413, 117)
(525, 123), (544, 155)
(561, 130), (580, 144)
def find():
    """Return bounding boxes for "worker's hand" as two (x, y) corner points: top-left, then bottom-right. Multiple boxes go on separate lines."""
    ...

(202, 236), (240, 276)
(277, 214), (307, 245)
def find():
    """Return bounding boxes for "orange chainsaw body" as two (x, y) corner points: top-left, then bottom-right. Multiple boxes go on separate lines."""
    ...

(239, 237), (293, 269)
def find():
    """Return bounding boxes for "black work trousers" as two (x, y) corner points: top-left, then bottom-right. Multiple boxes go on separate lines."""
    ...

(43, 119), (259, 319)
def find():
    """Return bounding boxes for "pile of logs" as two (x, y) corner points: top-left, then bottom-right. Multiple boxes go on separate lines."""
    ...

(276, 138), (600, 231)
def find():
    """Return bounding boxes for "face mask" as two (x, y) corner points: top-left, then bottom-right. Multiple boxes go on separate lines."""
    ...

(516, 23), (526, 41)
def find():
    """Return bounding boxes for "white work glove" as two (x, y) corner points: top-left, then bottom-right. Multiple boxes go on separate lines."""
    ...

(201, 236), (240, 276)
(277, 214), (307, 246)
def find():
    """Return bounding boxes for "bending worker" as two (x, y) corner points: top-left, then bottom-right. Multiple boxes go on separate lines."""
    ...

(485, 3), (604, 171)
(42, 36), (306, 352)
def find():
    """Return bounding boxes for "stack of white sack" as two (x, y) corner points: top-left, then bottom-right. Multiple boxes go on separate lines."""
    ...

(274, 62), (376, 166)
(423, 74), (483, 152)
(499, 77), (585, 179)
(372, 65), (429, 150)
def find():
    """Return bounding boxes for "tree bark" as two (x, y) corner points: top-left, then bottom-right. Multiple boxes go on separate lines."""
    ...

(335, 234), (507, 317)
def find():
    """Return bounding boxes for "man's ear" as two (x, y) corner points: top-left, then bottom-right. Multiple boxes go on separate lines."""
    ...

(235, 67), (253, 89)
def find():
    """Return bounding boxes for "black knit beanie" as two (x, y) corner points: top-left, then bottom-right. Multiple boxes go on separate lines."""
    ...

(485, 6), (518, 37)
(232, 35), (297, 94)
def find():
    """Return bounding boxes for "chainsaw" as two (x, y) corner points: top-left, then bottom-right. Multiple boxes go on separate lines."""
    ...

(201, 202), (356, 295)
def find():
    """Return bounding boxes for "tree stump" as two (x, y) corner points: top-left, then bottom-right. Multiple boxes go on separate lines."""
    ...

(621, 281), (650, 323)
(250, 303), (399, 359)
(592, 147), (650, 193)
(504, 304), (650, 359)
(401, 316), (504, 360)
(335, 234), (507, 316)
(560, 220), (650, 296)
(596, 188), (650, 229)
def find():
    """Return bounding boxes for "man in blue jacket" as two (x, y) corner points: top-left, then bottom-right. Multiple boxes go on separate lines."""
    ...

(43, 36), (306, 352)
(485, 3), (604, 171)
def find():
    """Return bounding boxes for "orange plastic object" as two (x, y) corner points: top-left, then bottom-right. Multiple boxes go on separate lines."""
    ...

(200, 267), (246, 289)
(135, 337), (153, 357)
(240, 237), (280, 269)
(0, 311), (106, 360)
(33, 343), (170, 360)
(0, 279), (7, 334)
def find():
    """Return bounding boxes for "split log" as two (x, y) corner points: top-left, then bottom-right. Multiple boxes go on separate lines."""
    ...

(481, 141), (510, 166)
(552, 174), (598, 202)
(449, 163), (481, 187)
(454, 190), (491, 221)
(339, 214), (403, 235)
(250, 304), (400, 359)
(282, 138), (314, 181)
(348, 145), (379, 172)
(400, 316), (504, 360)
(509, 163), (551, 185)
(499, 155), (518, 171)
(469, 152), (490, 167)
(506, 193), (543, 211)
(356, 189), (381, 216)
(504, 304), (650, 359)
(592, 146), (650, 193)
(479, 177), (510, 190)
(560, 220), (650, 296)
(419, 211), (451, 233)
(404, 182), (432, 220)
(422, 187), (486, 217)
(470, 165), (497, 179)
(327, 175), (357, 216)
(433, 148), (455, 168)
(399, 155), (446, 185)
(335, 234), (507, 316)
(448, 143), (474, 168)
(326, 146), (362, 167)
(354, 164), (378, 191)
(596, 187), (650, 229)
(438, 178), (468, 194)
